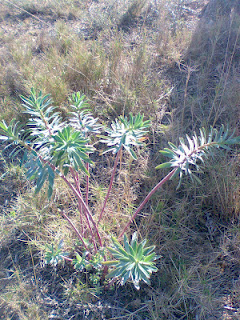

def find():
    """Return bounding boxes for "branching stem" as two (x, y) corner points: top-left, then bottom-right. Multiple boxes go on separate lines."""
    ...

(86, 162), (89, 205)
(60, 211), (89, 251)
(70, 167), (98, 251)
(20, 141), (103, 250)
(98, 147), (122, 225)
(71, 169), (84, 234)
(118, 168), (177, 239)
(60, 174), (103, 248)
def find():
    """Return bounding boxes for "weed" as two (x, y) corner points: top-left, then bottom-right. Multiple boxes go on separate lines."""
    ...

(1, 1), (240, 318)
(0, 88), (239, 292)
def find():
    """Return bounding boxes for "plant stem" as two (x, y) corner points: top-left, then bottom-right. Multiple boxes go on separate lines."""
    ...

(98, 148), (122, 225)
(70, 168), (98, 251)
(60, 211), (89, 251)
(86, 162), (89, 205)
(26, 144), (102, 249)
(14, 141), (103, 247)
(25, 143), (102, 249)
(61, 174), (103, 248)
(62, 256), (73, 262)
(70, 167), (84, 226)
(118, 168), (177, 239)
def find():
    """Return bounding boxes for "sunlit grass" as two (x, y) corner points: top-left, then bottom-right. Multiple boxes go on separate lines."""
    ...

(0, 0), (240, 319)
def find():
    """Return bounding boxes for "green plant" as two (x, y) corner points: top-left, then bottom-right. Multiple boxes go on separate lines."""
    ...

(0, 89), (239, 289)
(118, 125), (240, 238)
(73, 248), (105, 272)
(44, 240), (69, 267)
(157, 126), (239, 186)
(98, 113), (150, 224)
(105, 232), (159, 290)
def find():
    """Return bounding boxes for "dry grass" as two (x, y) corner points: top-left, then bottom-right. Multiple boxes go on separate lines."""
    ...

(0, 0), (240, 319)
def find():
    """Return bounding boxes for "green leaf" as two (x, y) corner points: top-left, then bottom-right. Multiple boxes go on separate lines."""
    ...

(120, 270), (131, 286)
(35, 167), (48, 194)
(107, 267), (124, 279)
(124, 233), (130, 254)
(155, 162), (172, 169)
(142, 245), (155, 256)
(101, 113), (150, 159)
(129, 148), (137, 160)
(159, 149), (175, 158)
(107, 233), (159, 289)
(143, 252), (157, 262)
(51, 126), (94, 174)
(47, 167), (55, 198)
(156, 125), (240, 187)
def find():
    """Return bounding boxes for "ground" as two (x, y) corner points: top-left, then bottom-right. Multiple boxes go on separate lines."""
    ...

(0, 0), (240, 319)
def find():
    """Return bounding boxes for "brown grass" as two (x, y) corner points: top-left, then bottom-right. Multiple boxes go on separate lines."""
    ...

(0, 0), (240, 319)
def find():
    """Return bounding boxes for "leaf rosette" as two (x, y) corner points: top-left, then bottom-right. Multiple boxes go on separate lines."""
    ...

(101, 113), (150, 159)
(106, 232), (159, 290)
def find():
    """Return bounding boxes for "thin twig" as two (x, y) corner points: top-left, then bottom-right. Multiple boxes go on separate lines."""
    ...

(61, 174), (102, 249)
(70, 167), (98, 251)
(118, 168), (177, 239)
(61, 211), (89, 251)
(20, 142), (103, 249)
(86, 162), (89, 206)
(98, 147), (122, 225)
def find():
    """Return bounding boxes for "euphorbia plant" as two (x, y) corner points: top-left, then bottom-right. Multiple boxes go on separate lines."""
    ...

(0, 89), (239, 289)
(105, 232), (159, 290)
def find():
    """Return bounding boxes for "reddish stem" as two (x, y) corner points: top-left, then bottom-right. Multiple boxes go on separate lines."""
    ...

(20, 143), (103, 247)
(63, 256), (73, 262)
(70, 168), (85, 235)
(61, 174), (103, 247)
(118, 168), (177, 240)
(62, 176), (102, 252)
(66, 170), (99, 252)
(61, 211), (89, 251)
(98, 148), (122, 225)
(86, 162), (89, 206)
